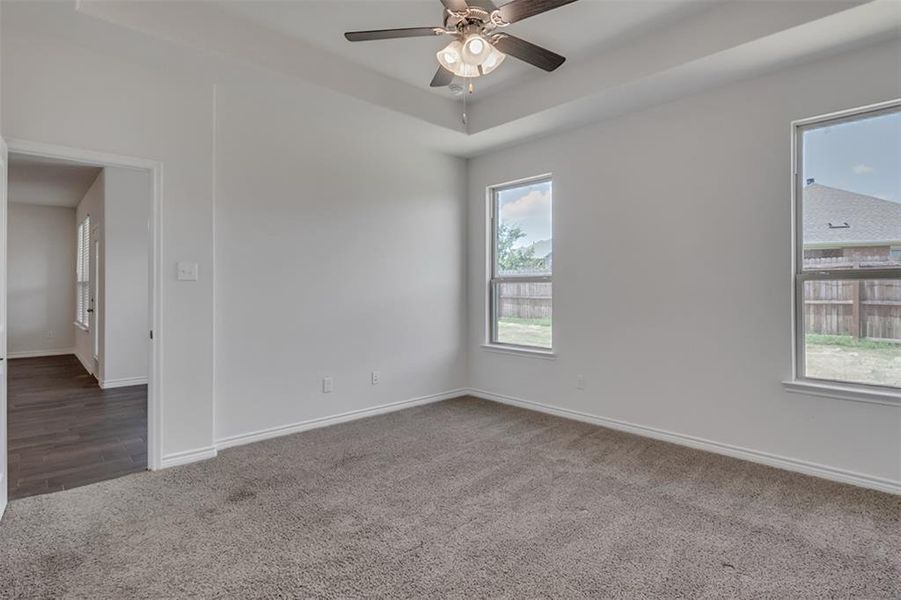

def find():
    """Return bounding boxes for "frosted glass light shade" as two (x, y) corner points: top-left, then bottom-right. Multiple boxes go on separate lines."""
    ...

(437, 39), (505, 78)
(480, 45), (506, 75)
(462, 34), (491, 66)
(437, 40), (463, 68)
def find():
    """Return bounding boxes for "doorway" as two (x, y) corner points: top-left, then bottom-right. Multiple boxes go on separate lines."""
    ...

(3, 140), (161, 501)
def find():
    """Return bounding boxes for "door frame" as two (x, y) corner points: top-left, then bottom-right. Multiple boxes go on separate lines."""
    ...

(91, 232), (102, 376)
(1, 137), (8, 519)
(6, 138), (164, 471)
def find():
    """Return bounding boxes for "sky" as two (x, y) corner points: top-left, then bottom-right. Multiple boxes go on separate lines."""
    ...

(803, 110), (901, 203)
(498, 180), (552, 248)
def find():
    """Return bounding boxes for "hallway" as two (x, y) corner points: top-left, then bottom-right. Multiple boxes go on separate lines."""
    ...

(7, 355), (147, 500)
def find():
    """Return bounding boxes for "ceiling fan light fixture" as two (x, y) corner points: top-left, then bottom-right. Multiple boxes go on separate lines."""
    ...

(345, 0), (576, 87)
(480, 45), (506, 75)
(438, 35), (506, 79)
(438, 40), (463, 67)
(461, 33), (492, 66)
(437, 40), (480, 78)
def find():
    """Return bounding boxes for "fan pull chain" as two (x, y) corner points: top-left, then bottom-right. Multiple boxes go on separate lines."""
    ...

(462, 79), (468, 127)
(462, 79), (475, 129)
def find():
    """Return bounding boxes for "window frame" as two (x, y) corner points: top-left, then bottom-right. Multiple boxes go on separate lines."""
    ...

(790, 99), (901, 400)
(487, 174), (554, 354)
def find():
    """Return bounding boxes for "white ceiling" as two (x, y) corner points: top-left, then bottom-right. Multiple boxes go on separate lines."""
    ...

(8, 154), (103, 209)
(221, 0), (718, 97)
(8, 0), (899, 156)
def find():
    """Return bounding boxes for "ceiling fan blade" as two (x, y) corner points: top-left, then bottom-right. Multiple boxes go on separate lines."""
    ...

(344, 27), (443, 42)
(440, 0), (470, 11)
(467, 0), (498, 10)
(493, 34), (565, 71)
(496, 0), (579, 24)
(430, 67), (455, 88)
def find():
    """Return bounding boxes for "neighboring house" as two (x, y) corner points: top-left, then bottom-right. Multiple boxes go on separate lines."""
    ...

(526, 239), (553, 269)
(803, 182), (901, 267)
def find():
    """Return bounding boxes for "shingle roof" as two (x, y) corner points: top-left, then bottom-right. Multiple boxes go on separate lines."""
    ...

(803, 184), (901, 246)
(528, 239), (552, 259)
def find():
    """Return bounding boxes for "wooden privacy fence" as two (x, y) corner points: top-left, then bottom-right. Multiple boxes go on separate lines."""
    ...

(499, 281), (552, 319)
(804, 279), (901, 342)
(497, 259), (901, 341)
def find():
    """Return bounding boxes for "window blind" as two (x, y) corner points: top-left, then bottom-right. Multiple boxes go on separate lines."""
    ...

(76, 216), (91, 328)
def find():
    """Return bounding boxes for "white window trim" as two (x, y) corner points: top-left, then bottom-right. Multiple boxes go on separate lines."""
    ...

(486, 174), (554, 353)
(782, 380), (900, 407)
(481, 343), (557, 359)
(788, 99), (901, 405)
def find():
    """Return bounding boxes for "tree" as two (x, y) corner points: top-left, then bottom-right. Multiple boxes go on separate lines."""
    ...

(496, 222), (543, 272)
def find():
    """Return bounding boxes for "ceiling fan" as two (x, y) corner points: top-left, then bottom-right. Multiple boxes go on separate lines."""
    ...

(344, 0), (579, 88)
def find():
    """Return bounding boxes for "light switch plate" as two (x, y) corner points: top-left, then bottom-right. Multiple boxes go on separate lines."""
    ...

(177, 262), (199, 281)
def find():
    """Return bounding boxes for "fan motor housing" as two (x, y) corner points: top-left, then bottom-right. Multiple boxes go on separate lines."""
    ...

(444, 7), (492, 32)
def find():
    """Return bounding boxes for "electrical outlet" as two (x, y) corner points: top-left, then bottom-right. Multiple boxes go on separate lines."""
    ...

(576, 375), (585, 390)
(176, 261), (199, 281)
(371, 370), (381, 385)
(322, 377), (334, 393)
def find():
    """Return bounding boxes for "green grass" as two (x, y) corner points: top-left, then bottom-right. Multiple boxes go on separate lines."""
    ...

(496, 316), (552, 348)
(498, 317), (551, 328)
(805, 334), (899, 352)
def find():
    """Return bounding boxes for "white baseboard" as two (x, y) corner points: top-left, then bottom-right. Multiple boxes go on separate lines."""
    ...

(216, 389), (468, 451)
(144, 390), (467, 471)
(7, 348), (75, 359)
(466, 388), (901, 496)
(160, 446), (218, 469)
(100, 376), (148, 389)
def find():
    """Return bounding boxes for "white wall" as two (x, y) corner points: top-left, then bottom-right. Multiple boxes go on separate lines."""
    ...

(103, 166), (150, 386)
(1, 16), (466, 461)
(213, 78), (467, 442)
(1, 28), (215, 461)
(467, 39), (901, 486)
(7, 202), (76, 356)
(74, 171), (103, 373)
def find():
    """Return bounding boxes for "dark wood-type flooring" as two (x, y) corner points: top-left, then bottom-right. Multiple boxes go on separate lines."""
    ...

(7, 355), (147, 500)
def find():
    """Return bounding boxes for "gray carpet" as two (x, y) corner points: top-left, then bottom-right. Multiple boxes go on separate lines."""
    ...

(1, 397), (898, 599)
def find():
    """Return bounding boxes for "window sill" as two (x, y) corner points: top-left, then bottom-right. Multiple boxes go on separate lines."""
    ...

(74, 322), (89, 332)
(782, 380), (900, 407)
(481, 344), (557, 360)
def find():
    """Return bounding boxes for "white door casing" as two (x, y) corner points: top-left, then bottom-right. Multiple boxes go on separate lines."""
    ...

(4, 138), (163, 473)
(0, 136), (8, 519)
(92, 234), (101, 376)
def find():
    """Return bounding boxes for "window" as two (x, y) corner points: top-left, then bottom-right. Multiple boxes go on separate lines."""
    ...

(794, 102), (900, 392)
(76, 216), (91, 329)
(488, 176), (552, 350)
